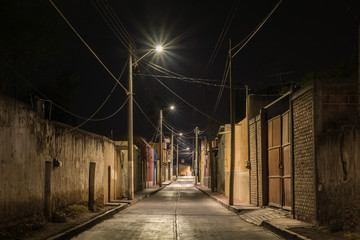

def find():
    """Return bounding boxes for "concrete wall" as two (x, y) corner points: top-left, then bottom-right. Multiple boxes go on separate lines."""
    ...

(316, 127), (360, 230)
(0, 94), (119, 226)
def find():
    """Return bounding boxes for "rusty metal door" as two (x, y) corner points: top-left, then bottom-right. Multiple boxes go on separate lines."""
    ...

(268, 112), (292, 209)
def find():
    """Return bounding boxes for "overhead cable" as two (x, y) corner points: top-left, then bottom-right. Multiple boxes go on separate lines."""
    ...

(231, 0), (283, 58)
(48, 0), (129, 95)
(207, 1), (240, 70)
(139, 62), (223, 124)
(133, 98), (161, 133)
(66, 94), (128, 133)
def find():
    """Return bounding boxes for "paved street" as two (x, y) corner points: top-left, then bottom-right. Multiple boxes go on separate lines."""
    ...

(72, 176), (282, 240)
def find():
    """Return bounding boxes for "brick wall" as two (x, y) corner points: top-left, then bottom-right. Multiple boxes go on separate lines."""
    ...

(249, 120), (257, 205)
(292, 87), (317, 223)
(256, 118), (263, 206)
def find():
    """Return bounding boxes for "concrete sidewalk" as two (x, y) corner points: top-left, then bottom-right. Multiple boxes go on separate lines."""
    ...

(196, 185), (313, 240)
(17, 183), (170, 240)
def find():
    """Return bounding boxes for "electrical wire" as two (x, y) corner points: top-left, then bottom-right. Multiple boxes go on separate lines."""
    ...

(48, 0), (129, 95)
(100, 0), (135, 46)
(138, 62), (223, 124)
(231, 0), (283, 58)
(92, 0), (134, 51)
(133, 98), (161, 133)
(0, 56), (127, 122)
(66, 94), (128, 133)
(211, 56), (230, 116)
(207, 0), (240, 70)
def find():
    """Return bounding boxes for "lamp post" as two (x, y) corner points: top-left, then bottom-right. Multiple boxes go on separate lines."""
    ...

(159, 105), (175, 186)
(194, 126), (199, 186)
(176, 133), (182, 179)
(128, 45), (163, 199)
(159, 109), (163, 187)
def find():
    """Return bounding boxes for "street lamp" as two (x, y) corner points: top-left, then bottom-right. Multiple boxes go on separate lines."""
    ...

(176, 132), (183, 179)
(128, 45), (163, 200)
(156, 45), (163, 52)
(159, 105), (175, 187)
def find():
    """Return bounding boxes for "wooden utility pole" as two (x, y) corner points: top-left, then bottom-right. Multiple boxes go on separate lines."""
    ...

(128, 50), (134, 200)
(229, 39), (235, 206)
(159, 110), (163, 187)
(194, 126), (199, 185)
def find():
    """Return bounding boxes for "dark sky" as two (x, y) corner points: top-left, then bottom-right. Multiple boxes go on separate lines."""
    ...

(3, 0), (360, 156)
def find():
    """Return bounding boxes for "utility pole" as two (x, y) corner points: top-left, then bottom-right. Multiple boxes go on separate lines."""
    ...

(170, 130), (174, 180)
(194, 126), (199, 186)
(176, 139), (179, 178)
(159, 110), (163, 187)
(229, 39), (235, 206)
(128, 50), (134, 200)
(358, 25), (360, 119)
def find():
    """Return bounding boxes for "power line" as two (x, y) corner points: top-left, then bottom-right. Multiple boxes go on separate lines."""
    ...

(66, 94), (128, 133)
(48, 0), (129, 95)
(231, 0), (283, 58)
(133, 98), (161, 133)
(0, 56), (127, 122)
(212, 56), (230, 116)
(138, 62), (223, 124)
(100, 0), (135, 46)
(207, 0), (240, 70)
(92, 0), (132, 51)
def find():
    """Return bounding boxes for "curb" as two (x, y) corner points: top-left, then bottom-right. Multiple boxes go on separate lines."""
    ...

(48, 186), (165, 240)
(196, 186), (310, 240)
(47, 204), (128, 240)
(261, 221), (311, 240)
(196, 186), (240, 215)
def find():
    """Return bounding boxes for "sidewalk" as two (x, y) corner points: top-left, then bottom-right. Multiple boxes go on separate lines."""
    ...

(196, 185), (359, 240)
(10, 184), (169, 240)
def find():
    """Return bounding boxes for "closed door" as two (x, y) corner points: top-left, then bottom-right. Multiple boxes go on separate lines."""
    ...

(268, 112), (292, 209)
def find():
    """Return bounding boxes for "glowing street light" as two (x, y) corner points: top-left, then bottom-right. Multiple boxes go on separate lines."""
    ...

(159, 105), (175, 187)
(156, 45), (163, 52)
(128, 45), (163, 199)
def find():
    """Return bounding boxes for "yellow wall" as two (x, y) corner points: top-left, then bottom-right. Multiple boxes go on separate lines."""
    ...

(224, 117), (249, 203)
(179, 165), (191, 176)
(200, 148), (205, 185)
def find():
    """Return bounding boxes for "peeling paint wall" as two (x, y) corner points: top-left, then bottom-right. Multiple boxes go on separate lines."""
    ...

(0, 94), (120, 226)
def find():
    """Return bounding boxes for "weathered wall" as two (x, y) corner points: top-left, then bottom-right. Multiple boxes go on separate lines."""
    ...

(292, 87), (317, 223)
(318, 80), (358, 133)
(179, 164), (191, 176)
(0, 94), (119, 226)
(223, 119), (249, 203)
(316, 127), (360, 230)
(216, 130), (226, 194)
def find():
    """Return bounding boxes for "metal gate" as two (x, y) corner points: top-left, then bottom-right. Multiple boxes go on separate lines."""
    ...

(268, 111), (291, 209)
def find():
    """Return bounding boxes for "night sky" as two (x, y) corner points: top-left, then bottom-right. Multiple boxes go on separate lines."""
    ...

(1, 0), (360, 159)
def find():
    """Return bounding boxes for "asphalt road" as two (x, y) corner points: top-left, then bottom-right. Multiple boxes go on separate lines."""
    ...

(72, 177), (283, 240)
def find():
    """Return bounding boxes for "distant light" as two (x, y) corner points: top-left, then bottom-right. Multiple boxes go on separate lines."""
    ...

(186, 147), (190, 151)
(179, 133), (183, 136)
(156, 45), (163, 52)
(170, 105), (175, 110)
